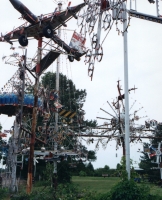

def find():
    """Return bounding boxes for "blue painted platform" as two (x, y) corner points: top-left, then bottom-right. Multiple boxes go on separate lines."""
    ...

(0, 93), (42, 116)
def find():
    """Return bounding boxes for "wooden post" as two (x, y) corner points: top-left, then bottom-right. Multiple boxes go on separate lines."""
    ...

(26, 37), (42, 194)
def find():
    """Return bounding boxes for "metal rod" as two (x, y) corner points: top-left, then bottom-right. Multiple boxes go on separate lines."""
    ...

(107, 101), (118, 117)
(21, 127), (46, 144)
(123, 2), (130, 180)
(26, 37), (42, 194)
(25, 66), (36, 79)
(100, 108), (115, 118)
(72, 134), (162, 139)
(130, 0), (132, 10)
(96, 117), (111, 120)
(53, 1), (62, 188)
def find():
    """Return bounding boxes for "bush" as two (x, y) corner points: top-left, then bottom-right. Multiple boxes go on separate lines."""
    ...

(109, 180), (150, 200)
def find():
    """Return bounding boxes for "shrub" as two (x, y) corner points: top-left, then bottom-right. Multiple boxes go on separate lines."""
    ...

(109, 179), (150, 200)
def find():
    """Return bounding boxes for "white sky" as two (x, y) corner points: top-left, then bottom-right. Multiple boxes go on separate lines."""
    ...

(0, 0), (162, 169)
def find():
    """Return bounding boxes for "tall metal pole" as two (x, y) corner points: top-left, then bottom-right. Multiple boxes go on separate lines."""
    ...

(27, 37), (42, 194)
(130, 0), (132, 10)
(123, 2), (130, 179)
(53, 2), (62, 187)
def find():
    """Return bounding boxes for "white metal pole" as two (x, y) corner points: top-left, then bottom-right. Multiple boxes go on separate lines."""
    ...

(123, 2), (130, 180)
(130, 0), (132, 10)
(156, 0), (160, 17)
(54, 2), (62, 175)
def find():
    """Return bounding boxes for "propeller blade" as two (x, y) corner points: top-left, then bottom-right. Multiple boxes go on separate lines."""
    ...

(158, 142), (161, 151)
(156, 155), (159, 163)
(68, 2), (71, 7)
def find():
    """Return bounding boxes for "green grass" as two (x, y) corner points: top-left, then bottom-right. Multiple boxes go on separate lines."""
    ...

(146, 183), (162, 197)
(72, 176), (120, 194)
(72, 176), (162, 196)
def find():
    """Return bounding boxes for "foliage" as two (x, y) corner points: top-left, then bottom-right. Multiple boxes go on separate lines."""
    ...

(57, 161), (72, 183)
(41, 72), (97, 127)
(41, 72), (87, 112)
(42, 162), (53, 186)
(79, 170), (87, 177)
(116, 163), (122, 170)
(42, 161), (72, 185)
(0, 187), (9, 200)
(106, 156), (161, 200)
(0, 123), (8, 165)
(11, 189), (52, 200)
(11, 183), (98, 200)
(116, 156), (139, 180)
(85, 162), (94, 176)
(87, 151), (97, 162)
(72, 176), (162, 199)
(109, 179), (150, 200)
(139, 143), (157, 171)
(139, 143), (161, 183)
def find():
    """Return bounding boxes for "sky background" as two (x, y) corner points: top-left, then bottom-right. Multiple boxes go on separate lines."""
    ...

(0, 0), (162, 169)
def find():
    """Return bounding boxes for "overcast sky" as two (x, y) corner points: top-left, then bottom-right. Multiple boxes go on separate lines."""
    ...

(0, 0), (162, 169)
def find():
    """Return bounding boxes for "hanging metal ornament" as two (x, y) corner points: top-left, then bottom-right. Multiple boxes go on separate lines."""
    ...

(77, 0), (131, 80)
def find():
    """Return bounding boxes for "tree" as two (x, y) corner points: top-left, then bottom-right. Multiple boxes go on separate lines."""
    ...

(116, 163), (122, 170)
(87, 150), (97, 162)
(139, 124), (162, 183)
(139, 143), (160, 183)
(86, 162), (94, 176)
(41, 72), (97, 128)
(104, 165), (110, 171)
(33, 72), (97, 182)
(41, 72), (87, 112)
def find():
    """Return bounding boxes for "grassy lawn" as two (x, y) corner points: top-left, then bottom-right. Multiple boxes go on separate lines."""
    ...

(72, 176), (162, 196)
(3, 177), (162, 199)
(72, 176), (120, 194)
(147, 183), (162, 196)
